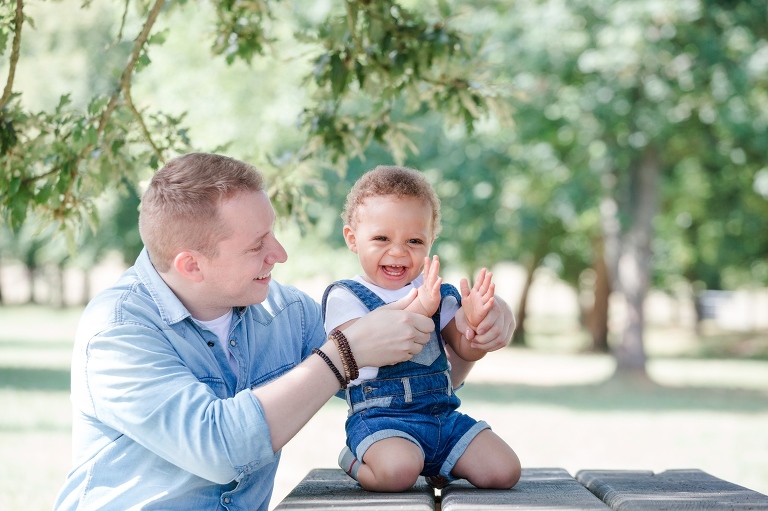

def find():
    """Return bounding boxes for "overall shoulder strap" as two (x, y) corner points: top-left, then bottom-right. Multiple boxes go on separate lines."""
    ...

(321, 279), (387, 321)
(439, 283), (462, 308)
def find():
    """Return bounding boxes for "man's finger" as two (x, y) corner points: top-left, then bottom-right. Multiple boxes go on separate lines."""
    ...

(381, 288), (418, 310)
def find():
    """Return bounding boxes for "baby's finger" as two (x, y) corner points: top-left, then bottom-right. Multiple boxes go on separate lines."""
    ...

(429, 255), (441, 279)
(480, 296), (496, 315)
(459, 277), (470, 299)
(478, 271), (494, 295)
(472, 269), (487, 292)
(422, 256), (431, 276)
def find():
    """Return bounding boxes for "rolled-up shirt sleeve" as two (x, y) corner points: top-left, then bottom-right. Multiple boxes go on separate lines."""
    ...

(81, 325), (276, 484)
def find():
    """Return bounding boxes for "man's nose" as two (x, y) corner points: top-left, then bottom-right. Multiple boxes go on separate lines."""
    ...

(268, 238), (289, 264)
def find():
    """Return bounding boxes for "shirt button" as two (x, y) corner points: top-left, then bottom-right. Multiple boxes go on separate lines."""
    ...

(229, 340), (236, 347)
(207, 341), (215, 347)
(224, 497), (231, 504)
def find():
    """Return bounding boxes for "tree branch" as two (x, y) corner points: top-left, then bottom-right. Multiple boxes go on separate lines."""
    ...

(105, 0), (131, 52)
(20, 0), (167, 217)
(125, 85), (164, 163)
(1, 0), (24, 110)
(98, 0), (167, 139)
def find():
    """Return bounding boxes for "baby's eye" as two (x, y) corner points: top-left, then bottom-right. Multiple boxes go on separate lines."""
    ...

(408, 239), (424, 245)
(373, 236), (388, 242)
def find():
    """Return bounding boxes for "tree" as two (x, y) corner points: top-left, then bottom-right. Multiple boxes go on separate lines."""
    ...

(332, 0), (768, 370)
(0, 0), (508, 247)
(500, 0), (768, 374)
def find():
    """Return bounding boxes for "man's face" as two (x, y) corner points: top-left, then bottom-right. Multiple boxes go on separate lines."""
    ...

(343, 194), (434, 290)
(197, 190), (288, 317)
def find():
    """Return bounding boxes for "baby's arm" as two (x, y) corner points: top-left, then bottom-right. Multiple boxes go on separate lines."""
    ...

(405, 255), (442, 318)
(442, 269), (497, 362)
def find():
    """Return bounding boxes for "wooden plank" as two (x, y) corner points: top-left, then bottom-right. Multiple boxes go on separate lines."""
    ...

(273, 468), (436, 510)
(441, 467), (612, 510)
(576, 469), (768, 510)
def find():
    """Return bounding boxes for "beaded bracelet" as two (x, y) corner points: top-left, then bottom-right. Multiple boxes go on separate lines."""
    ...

(329, 329), (359, 382)
(333, 339), (352, 384)
(312, 348), (347, 389)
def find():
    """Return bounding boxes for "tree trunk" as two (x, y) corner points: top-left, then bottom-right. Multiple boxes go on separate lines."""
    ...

(81, 269), (92, 305)
(49, 263), (65, 308)
(510, 256), (539, 346)
(589, 241), (611, 352)
(612, 146), (660, 376)
(26, 264), (38, 304)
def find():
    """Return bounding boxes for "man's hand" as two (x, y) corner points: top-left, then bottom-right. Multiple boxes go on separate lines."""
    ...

(345, 290), (434, 367)
(455, 293), (515, 353)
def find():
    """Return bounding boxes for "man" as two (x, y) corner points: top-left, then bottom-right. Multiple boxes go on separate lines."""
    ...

(54, 153), (515, 510)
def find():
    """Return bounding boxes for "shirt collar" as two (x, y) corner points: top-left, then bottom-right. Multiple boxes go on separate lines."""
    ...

(134, 248), (192, 326)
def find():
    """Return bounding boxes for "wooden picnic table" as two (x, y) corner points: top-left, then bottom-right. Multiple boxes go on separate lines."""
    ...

(274, 467), (768, 510)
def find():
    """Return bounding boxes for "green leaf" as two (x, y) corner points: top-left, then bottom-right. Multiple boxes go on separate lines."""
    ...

(136, 53), (152, 72)
(9, 177), (21, 195)
(87, 96), (109, 117)
(9, 188), (29, 230)
(85, 125), (98, 146)
(147, 28), (169, 46)
(330, 54), (349, 96)
(36, 183), (54, 205)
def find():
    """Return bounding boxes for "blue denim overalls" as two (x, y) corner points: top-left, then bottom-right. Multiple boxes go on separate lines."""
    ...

(321, 279), (490, 479)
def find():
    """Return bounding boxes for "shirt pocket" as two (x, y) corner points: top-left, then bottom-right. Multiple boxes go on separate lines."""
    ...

(198, 376), (229, 399)
(249, 362), (293, 389)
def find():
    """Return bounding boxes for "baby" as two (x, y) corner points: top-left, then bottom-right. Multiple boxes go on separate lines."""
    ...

(322, 165), (521, 492)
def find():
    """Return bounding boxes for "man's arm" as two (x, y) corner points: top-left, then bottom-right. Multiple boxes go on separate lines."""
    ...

(253, 302), (434, 452)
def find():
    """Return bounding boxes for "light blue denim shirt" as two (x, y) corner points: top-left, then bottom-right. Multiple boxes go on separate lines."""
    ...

(54, 249), (326, 511)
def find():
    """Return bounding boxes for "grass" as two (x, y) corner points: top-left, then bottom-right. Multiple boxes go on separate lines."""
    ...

(1, 305), (767, 511)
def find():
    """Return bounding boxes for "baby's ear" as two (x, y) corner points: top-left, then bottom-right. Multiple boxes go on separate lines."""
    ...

(342, 225), (358, 253)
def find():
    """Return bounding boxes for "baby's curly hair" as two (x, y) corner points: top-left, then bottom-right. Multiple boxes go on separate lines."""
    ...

(342, 165), (442, 237)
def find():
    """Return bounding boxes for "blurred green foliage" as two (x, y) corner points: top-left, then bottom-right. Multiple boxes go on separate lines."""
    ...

(1, 0), (767, 373)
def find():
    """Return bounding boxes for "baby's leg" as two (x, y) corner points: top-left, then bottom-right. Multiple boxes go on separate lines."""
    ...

(451, 429), (521, 489)
(357, 437), (424, 492)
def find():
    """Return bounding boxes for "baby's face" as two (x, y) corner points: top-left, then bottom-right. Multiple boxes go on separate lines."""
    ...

(343, 195), (434, 290)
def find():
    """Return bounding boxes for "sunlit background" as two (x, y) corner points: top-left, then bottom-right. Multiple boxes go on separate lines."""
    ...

(1, 0), (767, 510)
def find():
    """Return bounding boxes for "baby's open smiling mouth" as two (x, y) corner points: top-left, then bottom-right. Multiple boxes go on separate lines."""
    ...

(381, 265), (408, 277)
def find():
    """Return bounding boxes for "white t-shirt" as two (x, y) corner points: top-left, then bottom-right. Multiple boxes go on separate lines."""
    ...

(324, 274), (460, 386)
(197, 309), (239, 374)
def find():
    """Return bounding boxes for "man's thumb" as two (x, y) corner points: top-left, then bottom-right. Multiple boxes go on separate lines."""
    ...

(382, 288), (418, 310)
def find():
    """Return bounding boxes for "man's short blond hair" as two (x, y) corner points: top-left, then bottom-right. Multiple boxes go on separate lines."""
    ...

(342, 165), (442, 237)
(138, 153), (265, 272)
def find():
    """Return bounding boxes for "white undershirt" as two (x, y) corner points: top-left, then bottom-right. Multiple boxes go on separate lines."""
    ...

(197, 309), (239, 374)
(324, 274), (459, 386)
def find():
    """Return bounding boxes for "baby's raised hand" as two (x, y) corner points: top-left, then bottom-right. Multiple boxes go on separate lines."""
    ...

(460, 268), (496, 329)
(416, 255), (442, 317)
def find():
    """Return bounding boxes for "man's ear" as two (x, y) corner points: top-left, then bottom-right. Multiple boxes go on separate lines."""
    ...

(173, 251), (204, 282)
(342, 225), (358, 254)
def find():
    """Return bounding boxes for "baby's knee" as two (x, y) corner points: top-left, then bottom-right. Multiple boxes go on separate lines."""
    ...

(372, 460), (422, 492)
(476, 465), (521, 489)
(496, 460), (522, 489)
(472, 453), (521, 490)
